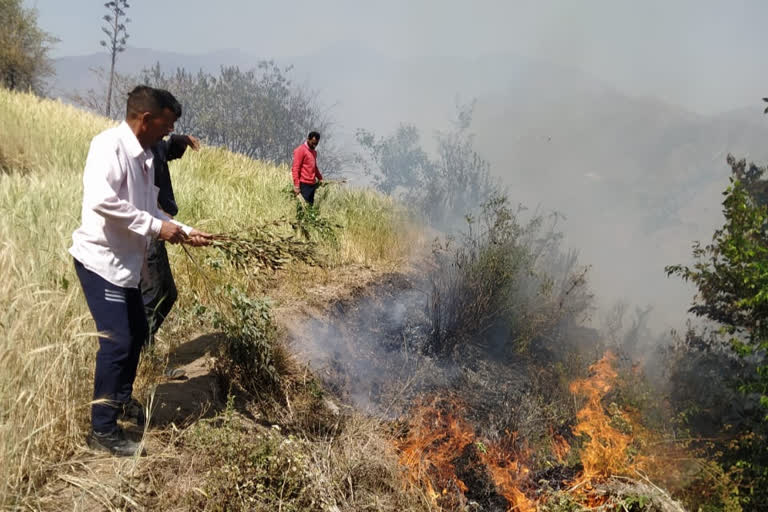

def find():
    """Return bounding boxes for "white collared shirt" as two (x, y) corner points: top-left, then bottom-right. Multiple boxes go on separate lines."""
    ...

(69, 121), (191, 288)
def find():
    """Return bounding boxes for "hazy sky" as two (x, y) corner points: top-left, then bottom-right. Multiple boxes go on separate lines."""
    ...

(25, 0), (768, 114)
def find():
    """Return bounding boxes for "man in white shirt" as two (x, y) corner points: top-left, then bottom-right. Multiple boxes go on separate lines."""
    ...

(69, 86), (212, 456)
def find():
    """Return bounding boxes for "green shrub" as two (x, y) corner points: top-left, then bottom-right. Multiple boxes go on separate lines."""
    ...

(212, 287), (281, 397)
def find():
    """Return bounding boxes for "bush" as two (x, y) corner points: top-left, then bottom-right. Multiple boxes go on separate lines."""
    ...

(664, 154), (768, 511)
(211, 286), (282, 397)
(425, 193), (591, 360)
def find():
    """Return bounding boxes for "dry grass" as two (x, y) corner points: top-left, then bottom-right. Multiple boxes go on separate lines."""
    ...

(0, 88), (422, 509)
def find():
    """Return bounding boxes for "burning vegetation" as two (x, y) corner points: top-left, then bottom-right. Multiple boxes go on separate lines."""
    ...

(396, 395), (534, 511)
(294, 195), (701, 511)
(389, 352), (688, 511)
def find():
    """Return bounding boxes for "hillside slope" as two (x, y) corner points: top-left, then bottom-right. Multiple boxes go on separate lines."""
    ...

(0, 89), (427, 510)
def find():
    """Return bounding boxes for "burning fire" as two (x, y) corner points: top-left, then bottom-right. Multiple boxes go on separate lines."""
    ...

(395, 352), (651, 509)
(397, 396), (475, 501)
(550, 430), (571, 464)
(396, 396), (534, 511)
(478, 439), (534, 512)
(569, 351), (634, 479)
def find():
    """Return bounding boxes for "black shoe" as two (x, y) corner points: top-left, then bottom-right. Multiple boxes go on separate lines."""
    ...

(119, 398), (146, 427)
(87, 428), (146, 457)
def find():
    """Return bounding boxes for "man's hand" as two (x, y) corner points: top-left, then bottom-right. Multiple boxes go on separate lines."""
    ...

(293, 185), (300, 196)
(186, 229), (214, 247)
(183, 135), (201, 151)
(158, 221), (188, 244)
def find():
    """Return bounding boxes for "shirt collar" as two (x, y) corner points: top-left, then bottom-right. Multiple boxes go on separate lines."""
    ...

(118, 121), (146, 159)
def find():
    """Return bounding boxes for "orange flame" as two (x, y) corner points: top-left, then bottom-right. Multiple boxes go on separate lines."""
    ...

(397, 397), (475, 504)
(550, 431), (571, 464)
(397, 396), (534, 511)
(396, 352), (684, 510)
(479, 440), (535, 512)
(569, 351), (633, 479)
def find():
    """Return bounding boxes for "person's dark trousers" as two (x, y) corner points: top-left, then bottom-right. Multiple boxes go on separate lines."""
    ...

(140, 239), (177, 340)
(299, 182), (319, 205)
(73, 259), (148, 434)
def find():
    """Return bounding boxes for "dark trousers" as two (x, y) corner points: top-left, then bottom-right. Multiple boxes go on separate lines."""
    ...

(140, 240), (177, 339)
(74, 259), (148, 434)
(299, 182), (319, 205)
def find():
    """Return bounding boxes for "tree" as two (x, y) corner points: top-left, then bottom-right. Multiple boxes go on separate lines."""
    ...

(429, 101), (494, 226)
(666, 154), (768, 407)
(356, 102), (495, 227)
(664, 159), (768, 508)
(101, 0), (130, 117)
(355, 124), (432, 196)
(69, 66), (133, 120)
(138, 62), (342, 169)
(0, 0), (56, 94)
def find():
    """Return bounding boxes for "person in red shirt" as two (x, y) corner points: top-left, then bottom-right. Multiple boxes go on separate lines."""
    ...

(292, 131), (324, 205)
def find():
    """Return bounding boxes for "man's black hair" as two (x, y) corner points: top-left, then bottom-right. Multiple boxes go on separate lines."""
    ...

(126, 86), (182, 119)
(308, 131), (321, 140)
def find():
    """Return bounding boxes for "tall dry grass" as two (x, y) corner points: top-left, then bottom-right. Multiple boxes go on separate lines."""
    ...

(0, 88), (415, 508)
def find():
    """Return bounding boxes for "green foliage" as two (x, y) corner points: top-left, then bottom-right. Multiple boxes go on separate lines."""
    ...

(0, 0), (56, 94)
(212, 286), (281, 396)
(674, 458), (742, 512)
(665, 156), (768, 403)
(665, 154), (768, 510)
(139, 62), (343, 170)
(294, 199), (341, 243)
(211, 225), (318, 274)
(621, 493), (651, 509)
(537, 490), (586, 512)
(355, 124), (431, 195)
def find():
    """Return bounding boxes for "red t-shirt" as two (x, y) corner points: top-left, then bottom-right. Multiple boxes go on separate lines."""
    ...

(291, 142), (323, 187)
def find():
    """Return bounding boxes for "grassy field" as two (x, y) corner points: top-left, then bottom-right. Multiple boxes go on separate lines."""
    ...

(0, 88), (424, 509)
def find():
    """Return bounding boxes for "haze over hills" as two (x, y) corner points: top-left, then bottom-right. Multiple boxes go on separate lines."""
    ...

(49, 45), (602, 133)
(49, 45), (768, 330)
(473, 85), (768, 328)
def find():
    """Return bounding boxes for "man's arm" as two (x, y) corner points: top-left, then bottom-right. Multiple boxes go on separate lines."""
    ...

(153, 207), (212, 246)
(167, 134), (200, 161)
(291, 146), (303, 194)
(153, 154), (178, 217)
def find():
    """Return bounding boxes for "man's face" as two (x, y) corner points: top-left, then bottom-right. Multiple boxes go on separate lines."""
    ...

(307, 136), (319, 150)
(142, 108), (177, 146)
